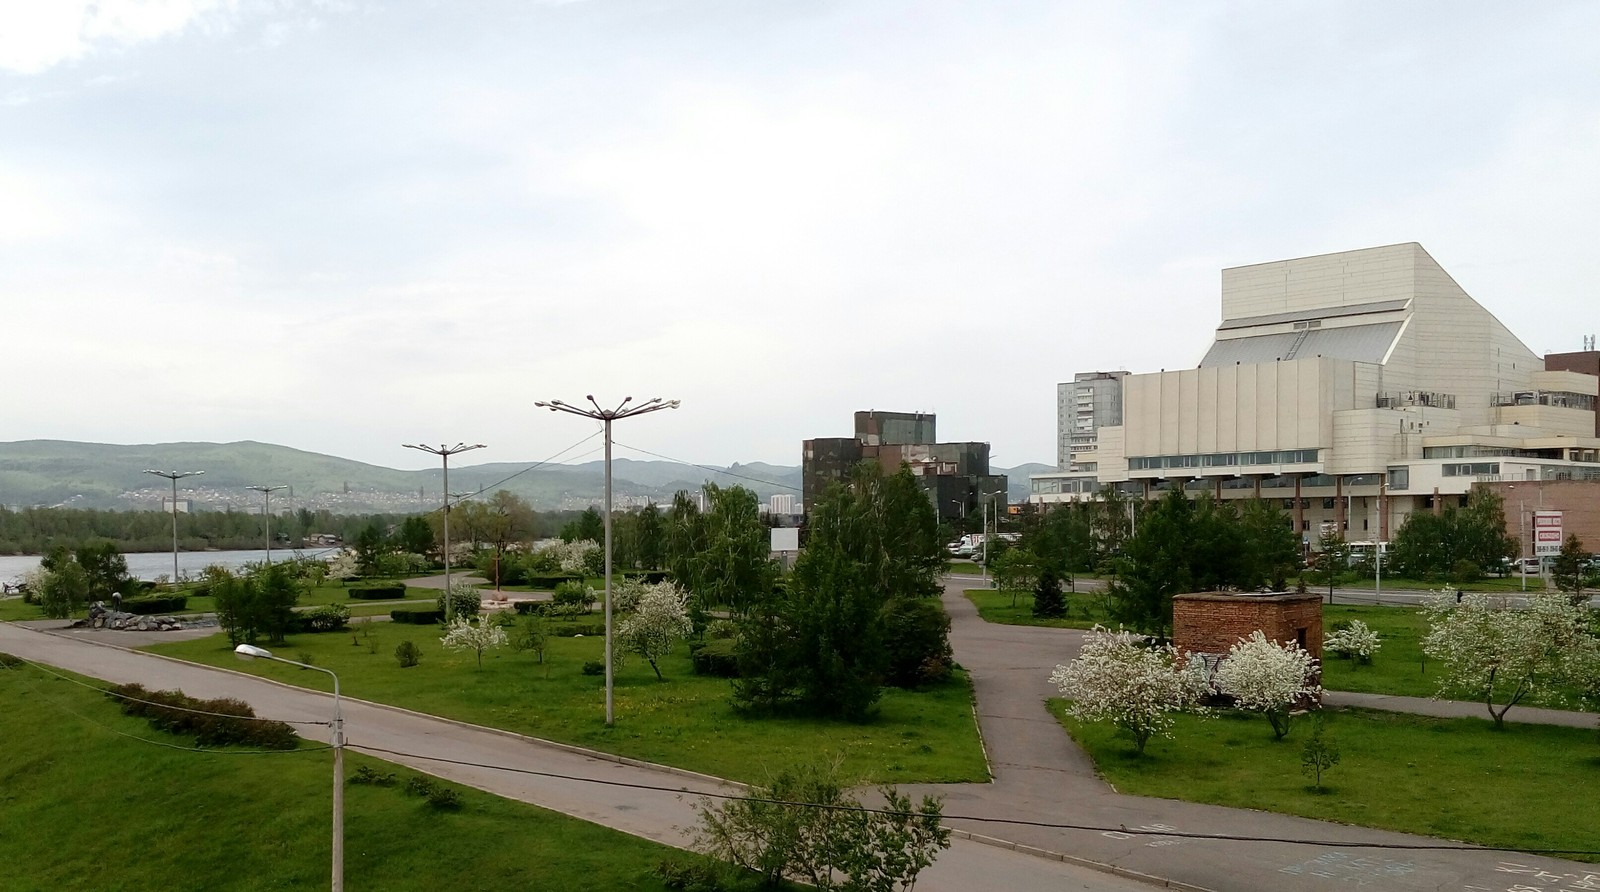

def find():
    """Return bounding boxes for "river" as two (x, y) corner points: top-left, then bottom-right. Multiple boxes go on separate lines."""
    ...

(0, 547), (342, 586)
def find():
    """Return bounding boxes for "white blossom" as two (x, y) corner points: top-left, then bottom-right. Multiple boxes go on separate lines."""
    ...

(1324, 620), (1382, 663)
(1213, 631), (1321, 739)
(535, 539), (600, 575)
(1049, 626), (1209, 752)
(1421, 590), (1600, 727)
(617, 581), (694, 679)
(440, 615), (508, 669)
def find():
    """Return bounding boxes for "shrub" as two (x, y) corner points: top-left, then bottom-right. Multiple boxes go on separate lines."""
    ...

(436, 580), (482, 620)
(348, 582), (407, 600)
(705, 619), (738, 640)
(652, 858), (728, 891)
(513, 601), (545, 615)
(882, 597), (953, 688)
(400, 774), (461, 809)
(121, 594), (189, 615)
(109, 683), (298, 749)
(691, 638), (741, 678)
(582, 660), (605, 676)
(1324, 619), (1381, 664)
(395, 640), (422, 668)
(553, 622), (606, 638)
(391, 607), (445, 625)
(520, 574), (581, 590)
(552, 581), (597, 616)
(349, 765), (397, 786)
(0, 652), (23, 669)
(302, 604), (351, 633)
(692, 759), (950, 891)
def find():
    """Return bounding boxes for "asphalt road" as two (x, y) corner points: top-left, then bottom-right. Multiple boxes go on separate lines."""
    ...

(0, 621), (1162, 892)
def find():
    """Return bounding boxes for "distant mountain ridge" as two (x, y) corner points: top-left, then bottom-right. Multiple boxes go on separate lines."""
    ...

(0, 440), (1046, 513)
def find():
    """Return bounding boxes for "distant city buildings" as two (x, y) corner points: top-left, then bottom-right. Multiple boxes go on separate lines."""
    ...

(769, 493), (796, 515)
(1029, 243), (1600, 546)
(803, 410), (1006, 521)
(1032, 371), (1127, 504)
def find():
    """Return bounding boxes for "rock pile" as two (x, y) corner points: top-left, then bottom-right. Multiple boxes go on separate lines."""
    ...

(75, 601), (193, 632)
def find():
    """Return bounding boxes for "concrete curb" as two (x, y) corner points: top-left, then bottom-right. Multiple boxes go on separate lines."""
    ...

(14, 621), (742, 792)
(948, 829), (1216, 892)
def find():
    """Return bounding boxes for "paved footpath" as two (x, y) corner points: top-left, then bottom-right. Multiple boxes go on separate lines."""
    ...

(900, 578), (1600, 892)
(0, 620), (1157, 892)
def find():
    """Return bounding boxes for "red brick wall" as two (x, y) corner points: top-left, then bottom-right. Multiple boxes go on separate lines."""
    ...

(1477, 480), (1600, 557)
(1172, 593), (1324, 664)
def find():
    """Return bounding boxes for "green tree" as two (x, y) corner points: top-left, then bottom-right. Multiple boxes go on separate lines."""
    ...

(664, 491), (707, 593)
(563, 507), (605, 543)
(353, 522), (391, 577)
(1308, 530), (1350, 601)
(38, 561), (90, 618)
(210, 564), (302, 646)
(689, 484), (776, 616)
(1235, 499), (1299, 590)
(397, 515), (436, 558)
(1107, 489), (1197, 636)
(1552, 534), (1588, 597)
(1031, 567), (1066, 619)
(634, 502), (665, 570)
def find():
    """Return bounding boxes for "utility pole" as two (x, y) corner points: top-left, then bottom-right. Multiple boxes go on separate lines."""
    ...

(144, 469), (204, 586)
(246, 484), (288, 564)
(401, 443), (486, 621)
(536, 396), (679, 726)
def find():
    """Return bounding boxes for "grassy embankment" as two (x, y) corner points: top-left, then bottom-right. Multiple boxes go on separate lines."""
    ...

(1052, 702), (1600, 861)
(0, 658), (695, 891)
(145, 619), (988, 787)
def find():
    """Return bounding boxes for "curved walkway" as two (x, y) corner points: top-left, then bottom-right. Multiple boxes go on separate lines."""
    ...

(0, 620), (1159, 892)
(898, 577), (1599, 892)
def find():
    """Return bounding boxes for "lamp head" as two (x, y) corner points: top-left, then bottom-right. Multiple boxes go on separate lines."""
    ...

(234, 643), (272, 661)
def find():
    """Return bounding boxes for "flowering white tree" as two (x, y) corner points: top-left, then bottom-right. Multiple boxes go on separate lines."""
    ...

(610, 577), (647, 613)
(539, 539), (600, 575)
(440, 615), (508, 669)
(1049, 626), (1209, 753)
(1422, 590), (1600, 728)
(1214, 631), (1321, 739)
(325, 549), (359, 581)
(1324, 620), (1382, 664)
(617, 581), (694, 680)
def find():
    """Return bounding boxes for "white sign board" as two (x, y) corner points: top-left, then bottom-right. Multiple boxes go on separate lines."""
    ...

(770, 527), (800, 553)
(1532, 510), (1563, 557)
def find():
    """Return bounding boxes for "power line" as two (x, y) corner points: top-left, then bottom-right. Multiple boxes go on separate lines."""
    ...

(11, 655), (329, 727)
(2, 661), (331, 756)
(345, 743), (1600, 857)
(610, 440), (802, 494)
(423, 431), (605, 510)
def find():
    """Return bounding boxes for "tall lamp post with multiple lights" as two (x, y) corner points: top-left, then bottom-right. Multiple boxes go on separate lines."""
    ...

(535, 396), (679, 727)
(246, 484), (288, 565)
(143, 469), (204, 587)
(401, 442), (486, 622)
(234, 644), (343, 892)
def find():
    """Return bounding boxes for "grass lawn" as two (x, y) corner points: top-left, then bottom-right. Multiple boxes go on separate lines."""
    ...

(1050, 701), (1600, 860)
(144, 620), (988, 787)
(0, 660), (695, 892)
(1307, 574), (1535, 593)
(963, 587), (1112, 630)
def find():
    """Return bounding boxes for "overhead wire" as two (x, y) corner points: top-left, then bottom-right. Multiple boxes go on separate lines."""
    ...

(610, 440), (802, 494)
(344, 742), (1600, 857)
(0, 659), (331, 756)
(423, 431), (605, 509)
(11, 655), (330, 726)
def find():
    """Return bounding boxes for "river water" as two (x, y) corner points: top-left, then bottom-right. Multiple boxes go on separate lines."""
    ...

(0, 547), (342, 586)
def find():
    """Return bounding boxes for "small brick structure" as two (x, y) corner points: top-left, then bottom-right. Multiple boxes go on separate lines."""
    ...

(1173, 591), (1324, 694)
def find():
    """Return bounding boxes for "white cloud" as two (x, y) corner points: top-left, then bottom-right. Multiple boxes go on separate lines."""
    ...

(0, 0), (228, 74)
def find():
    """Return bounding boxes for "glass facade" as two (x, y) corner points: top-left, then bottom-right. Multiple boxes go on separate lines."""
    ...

(1128, 449), (1319, 470)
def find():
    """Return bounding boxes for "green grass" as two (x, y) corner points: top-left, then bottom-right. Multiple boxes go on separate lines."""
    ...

(0, 660), (692, 891)
(963, 587), (1111, 630)
(947, 560), (982, 574)
(144, 621), (988, 786)
(1051, 701), (1600, 860)
(0, 584), (433, 623)
(1308, 574), (1537, 593)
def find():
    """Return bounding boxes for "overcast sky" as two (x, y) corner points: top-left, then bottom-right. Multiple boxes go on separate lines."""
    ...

(3, 1), (1598, 473)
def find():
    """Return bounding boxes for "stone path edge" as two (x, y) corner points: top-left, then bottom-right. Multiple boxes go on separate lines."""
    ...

(949, 829), (1216, 892)
(13, 622), (741, 790)
(7, 621), (1184, 891)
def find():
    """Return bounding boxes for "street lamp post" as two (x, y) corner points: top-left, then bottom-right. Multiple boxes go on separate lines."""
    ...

(234, 643), (343, 892)
(980, 488), (1005, 586)
(401, 443), (486, 622)
(1375, 480), (1389, 600)
(246, 485), (288, 565)
(143, 469), (204, 586)
(536, 396), (679, 727)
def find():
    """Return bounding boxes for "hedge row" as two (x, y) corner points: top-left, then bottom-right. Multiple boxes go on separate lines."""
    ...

(349, 582), (407, 600)
(109, 683), (299, 749)
(391, 607), (445, 625)
(689, 638), (740, 678)
(121, 594), (189, 615)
